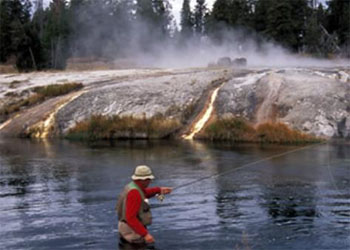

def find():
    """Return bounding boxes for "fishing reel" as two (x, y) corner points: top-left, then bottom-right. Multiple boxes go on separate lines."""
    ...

(156, 193), (165, 202)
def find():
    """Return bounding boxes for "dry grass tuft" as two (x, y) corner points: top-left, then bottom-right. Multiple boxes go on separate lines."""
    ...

(66, 114), (182, 140)
(33, 82), (83, 97)
(0, 64), (17, 73)
(256, 122), (320, 144)
(199, 117), (256, 142)
(200, 117), (321, 144)
(9, 80), (22, 88)
(0, 82), (83, 118)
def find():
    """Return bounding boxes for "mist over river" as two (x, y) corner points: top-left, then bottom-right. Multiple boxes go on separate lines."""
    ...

(0, 139), (349, 250)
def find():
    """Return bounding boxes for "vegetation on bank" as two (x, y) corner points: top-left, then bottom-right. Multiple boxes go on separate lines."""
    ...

(66, 115), (321, 144)
(199, 117), (321, 144)
(66, 114), (182, 141)
(0, 82), (83, 120)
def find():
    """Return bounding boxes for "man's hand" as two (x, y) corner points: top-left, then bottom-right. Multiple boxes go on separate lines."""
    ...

(160, 187), (172, 195)
(144, 233), (155, 243)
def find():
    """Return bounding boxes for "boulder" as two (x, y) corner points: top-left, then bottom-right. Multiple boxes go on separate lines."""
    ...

(217, 57), (232, 67)
(232, 57), (247, 67)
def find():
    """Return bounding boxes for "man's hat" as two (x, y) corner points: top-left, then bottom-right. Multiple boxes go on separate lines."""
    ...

(132, 165), (155, 180)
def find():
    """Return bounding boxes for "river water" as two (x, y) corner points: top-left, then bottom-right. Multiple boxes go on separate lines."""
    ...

(0, 139), (349, 250)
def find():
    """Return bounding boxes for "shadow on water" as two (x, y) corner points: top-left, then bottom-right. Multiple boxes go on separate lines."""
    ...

(0, 138), (349, 250)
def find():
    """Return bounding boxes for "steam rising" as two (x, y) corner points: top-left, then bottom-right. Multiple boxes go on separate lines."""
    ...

(132, 31), (347, 68)
(69, 2), (348, 69)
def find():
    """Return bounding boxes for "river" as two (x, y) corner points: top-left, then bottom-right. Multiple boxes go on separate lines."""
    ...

(0, 139), (349, 250)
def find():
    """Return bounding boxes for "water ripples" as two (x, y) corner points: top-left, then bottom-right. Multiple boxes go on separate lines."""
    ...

(0, 139), (349, 249)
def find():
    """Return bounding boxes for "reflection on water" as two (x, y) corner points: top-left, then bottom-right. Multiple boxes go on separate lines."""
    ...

(0, 139), (349, 250)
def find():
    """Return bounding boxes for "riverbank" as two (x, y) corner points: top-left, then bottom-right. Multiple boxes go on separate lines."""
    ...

(0, 67), (349, 142)
(65, 115), (322, 144)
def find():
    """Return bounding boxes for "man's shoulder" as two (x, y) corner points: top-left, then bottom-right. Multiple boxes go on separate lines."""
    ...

(127, 188), (142, 200)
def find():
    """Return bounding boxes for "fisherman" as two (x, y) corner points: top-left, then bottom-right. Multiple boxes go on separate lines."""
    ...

(116, 165), (172, 246)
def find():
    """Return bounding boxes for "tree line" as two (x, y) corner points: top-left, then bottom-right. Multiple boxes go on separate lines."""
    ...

(0, 0), (349, 71)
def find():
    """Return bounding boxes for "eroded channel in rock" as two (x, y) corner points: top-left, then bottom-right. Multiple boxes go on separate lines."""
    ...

(182, 82), (226, 140)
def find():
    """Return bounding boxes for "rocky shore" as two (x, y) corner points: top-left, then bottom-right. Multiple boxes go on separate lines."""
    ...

(0, 66), (349, 140)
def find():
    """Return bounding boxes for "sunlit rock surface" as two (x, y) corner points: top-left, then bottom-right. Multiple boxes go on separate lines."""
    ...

(217, 67), (350, 138)
(0, 66), (349, 139)
(56, 69), (228, 134)
(0, 68), (229, 137)
(0, 69), (173, 113)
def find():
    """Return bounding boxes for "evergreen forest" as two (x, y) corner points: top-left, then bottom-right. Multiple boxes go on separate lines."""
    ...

(0, 0), (349, 71)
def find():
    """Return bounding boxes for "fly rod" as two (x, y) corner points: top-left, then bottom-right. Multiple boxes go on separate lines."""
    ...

(156, 140), (327, 202)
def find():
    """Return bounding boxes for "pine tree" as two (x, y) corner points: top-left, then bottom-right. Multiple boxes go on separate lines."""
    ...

(265, 0), (296, 50)
(326, 0), (350, 48)
(316, 3), (326, 27)
(290, 0), (309, 51)
(0, 0), (39, 70)
(180, 0), (193, 38)
(194, 0), (207, 36)
(32, 0), (44, 40)
(254, 0), (273, 33)
(135, 0), (173, 53)
(136, 0), (156, 25)
(207, 0), (254, 44)
(135, 0), (158, 53)
(229, 0), (251, 26)
(304, 11), (323, 55)
(0, 0), (13, 63)
(43, 0), (70, 69)
(206, 0), (232, 44)
(263, 0), (310, 52)
(31, 0), (47, 68)
(68, 0), (120, 58)
(67, 0), (85, 57)
(153, 0), (173, 39)
(110, 0), (135, 57)
(211, 0), (232, 25)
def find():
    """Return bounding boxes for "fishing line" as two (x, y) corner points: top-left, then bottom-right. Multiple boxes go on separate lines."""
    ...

(171, 141), (328, 192)
(324, 142), (341, 193)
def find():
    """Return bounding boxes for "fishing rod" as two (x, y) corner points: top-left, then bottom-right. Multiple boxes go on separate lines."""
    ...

(156, 140), (328, 202)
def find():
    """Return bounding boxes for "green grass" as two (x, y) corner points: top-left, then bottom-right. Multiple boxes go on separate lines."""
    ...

(66, 114), (182, 141)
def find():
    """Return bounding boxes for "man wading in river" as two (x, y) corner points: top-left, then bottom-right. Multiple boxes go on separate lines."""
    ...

(116, 165), (172, 246)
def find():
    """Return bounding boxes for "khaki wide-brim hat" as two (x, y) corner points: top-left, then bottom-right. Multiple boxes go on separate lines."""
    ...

(132, 165), (155, 180)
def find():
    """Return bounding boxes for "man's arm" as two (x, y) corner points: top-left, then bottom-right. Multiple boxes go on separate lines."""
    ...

(144, 187), (161, 198)
(145, 187), (173, 198)
(125, 189), (148, 236)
